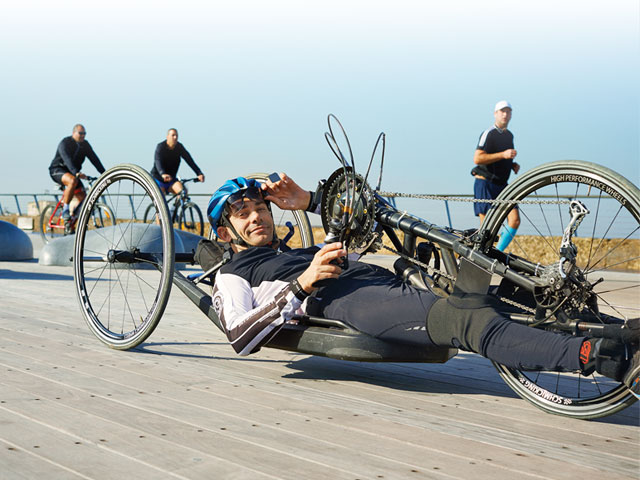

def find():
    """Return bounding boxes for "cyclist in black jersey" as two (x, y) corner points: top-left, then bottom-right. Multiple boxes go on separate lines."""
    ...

(205, 173), (639, 393)
(48, 124), (106, 230)
(150, 128), (205, 195)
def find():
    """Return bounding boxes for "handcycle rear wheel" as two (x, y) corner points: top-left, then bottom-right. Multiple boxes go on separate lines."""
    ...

(172, 201), (204, 236)
(481, 160), (640, 419)
(73, 164), (175, 350)
(39, 204), (64, 244)
(208, 172), (315, 248)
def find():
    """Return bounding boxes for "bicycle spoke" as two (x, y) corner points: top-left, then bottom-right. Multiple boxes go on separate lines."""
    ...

(584, 204), (624, 269)
(513, 205), (558, 258)
(112, 266), (138, 331)
(534, 192), (555, 241)
(585, 191), (603, 269)
(130, 265), (150, 313)
(85, 261), (110, 298)
(592, 291), (630, 320)
(588, 255), (640, 274)
(127, 266), (159, 291)
(82, 263), (110, 277)
(586, 225), (640, 274)
(594, 283), (640, 295)
(95, 267), (115, 320)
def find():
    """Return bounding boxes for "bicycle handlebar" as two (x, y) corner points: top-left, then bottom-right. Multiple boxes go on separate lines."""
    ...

(179, 177), (201, 184)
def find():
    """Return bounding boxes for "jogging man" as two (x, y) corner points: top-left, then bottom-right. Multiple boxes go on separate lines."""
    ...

(472, 100), (520, 251)
(48, 124), (106, 231)
(205, 173), (639, 393)
(150, 128), (205, 194)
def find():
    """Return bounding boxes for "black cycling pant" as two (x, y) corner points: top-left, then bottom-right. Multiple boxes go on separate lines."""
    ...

(308, 261), (582, 371)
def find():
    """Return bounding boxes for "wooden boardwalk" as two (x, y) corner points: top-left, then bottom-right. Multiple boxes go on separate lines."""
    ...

(0, 236), (638, 479)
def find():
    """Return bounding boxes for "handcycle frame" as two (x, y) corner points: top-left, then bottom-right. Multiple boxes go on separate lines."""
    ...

(74, 144), (639, 419)
(131, 164), (629, 363)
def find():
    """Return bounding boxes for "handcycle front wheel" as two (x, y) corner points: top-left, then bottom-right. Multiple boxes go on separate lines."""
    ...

(173, 201), (204, 237)
(73, 164), (175, 350)
(481, 160), (640, 419)
(208, 172), (315, 248)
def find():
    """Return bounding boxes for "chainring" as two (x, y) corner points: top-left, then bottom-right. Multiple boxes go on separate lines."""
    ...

(321, 167), (378, 253)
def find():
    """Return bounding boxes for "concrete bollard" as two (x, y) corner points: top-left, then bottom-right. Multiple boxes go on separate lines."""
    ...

(0, 220), (34, 260)
(38, 224), (201, 267)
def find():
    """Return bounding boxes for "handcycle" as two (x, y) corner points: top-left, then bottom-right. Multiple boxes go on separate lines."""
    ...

(142, 177), (205, 237)
(40, 175), (114, 243)
(72, 116), (639, 420)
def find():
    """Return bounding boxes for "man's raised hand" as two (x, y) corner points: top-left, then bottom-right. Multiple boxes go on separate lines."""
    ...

(261, 173), (311, 211)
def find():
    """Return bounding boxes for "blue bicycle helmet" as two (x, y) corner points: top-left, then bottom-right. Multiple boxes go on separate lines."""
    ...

(207, 177), (264, 237)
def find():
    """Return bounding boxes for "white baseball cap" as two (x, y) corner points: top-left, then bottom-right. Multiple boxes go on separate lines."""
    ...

(494, 100), (512, 112)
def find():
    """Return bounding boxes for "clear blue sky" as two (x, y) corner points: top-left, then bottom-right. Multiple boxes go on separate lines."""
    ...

(1, 0), (638, 205)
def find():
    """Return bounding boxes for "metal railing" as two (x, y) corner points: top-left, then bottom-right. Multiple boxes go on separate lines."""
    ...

(0, 192), (465, 227)
(0, 192), (608, 228)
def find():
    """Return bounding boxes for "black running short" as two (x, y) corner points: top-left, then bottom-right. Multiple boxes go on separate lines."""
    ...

(49, 167), (84, 190)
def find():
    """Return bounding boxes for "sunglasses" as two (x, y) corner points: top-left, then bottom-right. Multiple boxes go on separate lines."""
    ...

(78, 131), (87, 135)
(226, 186), (265, 215)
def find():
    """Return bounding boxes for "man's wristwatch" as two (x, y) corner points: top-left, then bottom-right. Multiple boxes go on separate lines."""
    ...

(306, 180), (325, 213)
(291, 278), (310, 301)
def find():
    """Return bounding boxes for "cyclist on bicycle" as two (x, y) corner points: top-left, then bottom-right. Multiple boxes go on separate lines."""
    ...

(48, 124), (106, 232)
(205, 173), (640, 395)
(150, 128), (205, 194)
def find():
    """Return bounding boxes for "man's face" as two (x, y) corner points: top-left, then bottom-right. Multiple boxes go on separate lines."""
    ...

(494, 107), (512, 129)
(221, 198), (274, 248)
(72, 126), (87, 143)
(166, 129), (178, 148)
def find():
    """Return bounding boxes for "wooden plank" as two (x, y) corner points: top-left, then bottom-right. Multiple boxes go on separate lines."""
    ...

(1, 334), (638, 479)
(1, 259), (639, 480)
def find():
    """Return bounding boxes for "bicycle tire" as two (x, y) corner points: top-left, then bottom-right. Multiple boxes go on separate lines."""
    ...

(207, 172), (315, 248)
(481, 160), (640, 419)
(172, 201), (204, 237)
(73, 164), (175, 350)
(90, 203), (115, 229)
(142, 203), (157, 223)
(39, 203), (64, 244)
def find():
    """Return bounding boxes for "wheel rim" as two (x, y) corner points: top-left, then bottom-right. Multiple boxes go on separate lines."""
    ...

(483, 162), (639, 417)
(74, 166), (174, 349)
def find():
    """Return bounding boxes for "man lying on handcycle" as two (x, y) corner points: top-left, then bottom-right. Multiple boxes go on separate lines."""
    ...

(206, 173), (640, 395)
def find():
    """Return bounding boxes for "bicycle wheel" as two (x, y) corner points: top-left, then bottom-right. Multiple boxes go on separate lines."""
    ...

(207, 172), (315, 248)
(481, 160), (640, 419)
(173, 201), (204, 236)
(39, 204), (65, 244)
(73, 164), (175, 350)
(89, 203), (115, 229)
(142, 203), (157, 223)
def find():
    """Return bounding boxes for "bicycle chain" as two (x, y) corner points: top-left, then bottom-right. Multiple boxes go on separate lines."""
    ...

(378, 192), (571, 205)
(371, 192), (573, 313)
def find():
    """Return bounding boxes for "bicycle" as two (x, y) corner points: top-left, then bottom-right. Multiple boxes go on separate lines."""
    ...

(72, 116), (639, 420)
(40, 176), (114, 244)
(142, 177), (205, 237)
